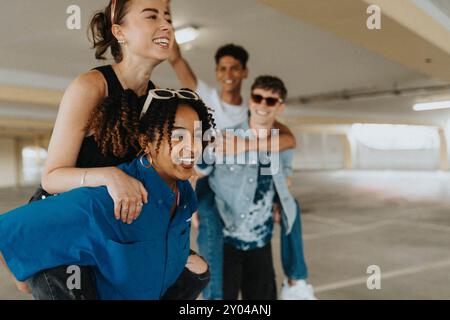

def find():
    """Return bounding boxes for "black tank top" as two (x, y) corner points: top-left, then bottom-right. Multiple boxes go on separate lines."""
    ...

(76, 65), (156, 168)
(29, 65), (155, 201)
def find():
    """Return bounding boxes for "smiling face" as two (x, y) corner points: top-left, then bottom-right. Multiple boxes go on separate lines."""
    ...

(142, 104), (202, 184)
(249, 88), (285, 127)
(215, 56), (248, 93)
(113, 0), (174, 63)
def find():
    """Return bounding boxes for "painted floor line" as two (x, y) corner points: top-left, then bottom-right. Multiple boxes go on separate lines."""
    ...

(315, 259), (450, 293)
(303, 220), (392, 240)
(392, 219), (450, 234)
(302, 214), (357, 228)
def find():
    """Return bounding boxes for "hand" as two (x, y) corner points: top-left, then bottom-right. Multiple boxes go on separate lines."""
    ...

(186, 253), (208, 275)
(191, 212), (199, 229)
(215, 132), (249, 156)
(15, 280), (31, 294)
(169, 39), (182, 65)
(1, 253), (30, 294)
(273, 203), (281, 224)
(106, 168), (148, 224)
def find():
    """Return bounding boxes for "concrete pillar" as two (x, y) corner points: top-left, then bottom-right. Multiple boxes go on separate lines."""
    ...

(339, 134), (353, 170)
(438, 127), (448, 171)
(14, 137), (21, 188)
(0, 137), (19, 188)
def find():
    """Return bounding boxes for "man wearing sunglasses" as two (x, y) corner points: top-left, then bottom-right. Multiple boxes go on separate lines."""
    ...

(169, 43), (315, 300)
(170, 43), (296, 147)
(195, 76), (314, 299)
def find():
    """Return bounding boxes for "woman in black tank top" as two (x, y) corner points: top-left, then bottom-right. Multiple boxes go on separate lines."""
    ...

(23, 0), (209, 300)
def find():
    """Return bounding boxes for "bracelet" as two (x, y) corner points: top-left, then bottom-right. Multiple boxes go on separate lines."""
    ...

(80, 170), (88, 186)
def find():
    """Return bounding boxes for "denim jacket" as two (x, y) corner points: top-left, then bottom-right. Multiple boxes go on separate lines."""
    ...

(197, 121), (297, 234)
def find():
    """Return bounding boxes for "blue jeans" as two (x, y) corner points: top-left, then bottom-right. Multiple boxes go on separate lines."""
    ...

(196, 178), (224, 300)
(196, 178), (308, 300)
(281, 199), (309, 280)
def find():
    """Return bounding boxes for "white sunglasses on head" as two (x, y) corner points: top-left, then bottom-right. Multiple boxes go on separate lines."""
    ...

(140, 89), (200, 119)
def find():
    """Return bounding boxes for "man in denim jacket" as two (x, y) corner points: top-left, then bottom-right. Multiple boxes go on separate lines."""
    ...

(196, 76), (315, 299)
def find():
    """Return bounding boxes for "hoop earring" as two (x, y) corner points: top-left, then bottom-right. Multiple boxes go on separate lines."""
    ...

(137, 148), (145, 157)
(139, 154), (153, 169)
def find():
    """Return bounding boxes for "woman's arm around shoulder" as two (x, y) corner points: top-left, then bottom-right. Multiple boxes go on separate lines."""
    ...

(41, 70), (107, 193)
(41, 70), (148, 223)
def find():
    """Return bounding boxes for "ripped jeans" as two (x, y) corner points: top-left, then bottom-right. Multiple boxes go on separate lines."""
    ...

(27, 254), (210, 300)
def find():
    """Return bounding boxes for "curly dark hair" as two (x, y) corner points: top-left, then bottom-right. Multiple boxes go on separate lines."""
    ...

(87, 89), (215, 158)
(215, 44), (249, 68)
(87, 89), (141, 158)
(251, 75), (288, 101)
(138, 91), (216, 155)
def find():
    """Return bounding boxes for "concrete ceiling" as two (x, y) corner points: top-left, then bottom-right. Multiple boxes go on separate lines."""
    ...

(0, 0), (449, 129)
(0, 0), (429, 92)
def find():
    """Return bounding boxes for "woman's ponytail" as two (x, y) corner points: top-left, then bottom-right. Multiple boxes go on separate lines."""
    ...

(88, 1), (128, 62)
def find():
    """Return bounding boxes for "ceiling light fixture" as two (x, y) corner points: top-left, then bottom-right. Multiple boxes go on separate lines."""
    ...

(413, 100), (450, 111)
(175, 26), (199, 45)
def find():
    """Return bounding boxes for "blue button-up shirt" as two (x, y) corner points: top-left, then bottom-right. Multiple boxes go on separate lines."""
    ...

(0, 158), (197, 300)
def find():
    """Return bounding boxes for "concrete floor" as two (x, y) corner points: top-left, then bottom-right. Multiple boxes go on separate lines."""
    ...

(1, 170), (450, 300)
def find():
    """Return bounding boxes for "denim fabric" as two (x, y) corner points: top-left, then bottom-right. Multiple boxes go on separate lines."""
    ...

(280, 200), (308, 280)
(195, 121), (308, 299)
(196, 178), (224, 300)
(223, 161), (275, 251)
(196, 122), (297, 235)
(196, 187), (308, 299)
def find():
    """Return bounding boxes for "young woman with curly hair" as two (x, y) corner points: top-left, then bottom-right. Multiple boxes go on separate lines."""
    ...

(0, 91), (215, 300)
(15, 0), (209, 299)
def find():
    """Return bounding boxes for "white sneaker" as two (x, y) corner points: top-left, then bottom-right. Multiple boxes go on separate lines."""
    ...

(280, 279), (317, 300)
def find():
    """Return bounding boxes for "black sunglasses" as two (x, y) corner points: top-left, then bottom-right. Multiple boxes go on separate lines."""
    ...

(251, 93), (283, 107)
